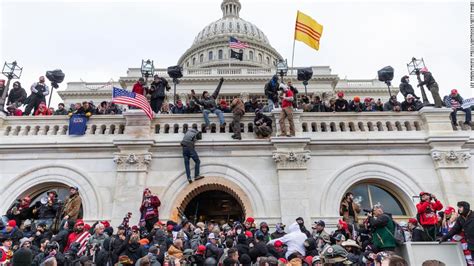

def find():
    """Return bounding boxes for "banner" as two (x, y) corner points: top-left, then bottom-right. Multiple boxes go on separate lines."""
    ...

(462, 98), (474, 109)
(68, 114), (88, 135)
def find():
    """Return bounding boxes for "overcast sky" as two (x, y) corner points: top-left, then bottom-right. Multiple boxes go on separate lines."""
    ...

(0, 0), (470, 106)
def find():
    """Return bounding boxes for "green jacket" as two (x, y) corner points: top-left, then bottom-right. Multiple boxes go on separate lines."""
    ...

(370, 214), (396, 249)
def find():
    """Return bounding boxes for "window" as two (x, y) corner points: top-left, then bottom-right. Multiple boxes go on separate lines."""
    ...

(186, 61), (189, 67)
(200, 54), (204, 63)
(218, 50), (223, 60)
(192, 58), (196, 66)
(266, 57), (270, 65)
(346, 183), (407, 215)
(258, 53), (262, 62)
(208, 51), (213, 61)
(249, 51), (254, 60)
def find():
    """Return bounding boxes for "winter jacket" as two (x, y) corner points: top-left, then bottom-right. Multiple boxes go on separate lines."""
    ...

(264, 78), (279, 103)
(167, 245), (183, 259)
(236, 235), (250, 257)
(135, 254), (161, 266)
(399, 78), (416, 97)
(62, 193), (82, 221)
(50, 228), (70, 252)
(420, 72), (437, 88)
(268, 222), (306, 259)
(340, 199), (361, 223)
(205, 242), (223, 260)
(267, 244), (285, 259)
(249, 241), (268, 262)
(53, 108), (68, 115)
(193, 78), (224, 111)
(231, 98), (245, 115)
(411, 226), (427, 242)
(244, 101), (263, 113)
(140, 195), (161, 221)
(383, 100), (401, 111)
(304, 238), (318, 256)
(349, 101), (364, 112)
(311, 102), (326, 112)
(88, 233), (109, 248)
(110, 235), (127, 264)
(7, 87), (27, 105)
(416, 200), (443, 226)
(132, 82), (146, 96)
(37, 200), (60, 219)
(181, 128), (201, 149)
(401, 99), (423, 111)
(335, 99), (349, 112)
(149, 78), (170, 99)
(442, 211), (474, 250)
(190, 234), (202, 250)
(121, 242), (146, 264)
(254, 113), (272, 128)
(444, 94), (464, 108)
(0, 227), (23, 246)
(369, 214), (396, 250)
(171, 104), (187, 114)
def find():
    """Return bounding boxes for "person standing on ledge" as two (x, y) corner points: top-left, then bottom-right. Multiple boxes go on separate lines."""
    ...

(181, 128), (204, 184)
(418, 67), (443, 108)
(278, 83), (295, 137)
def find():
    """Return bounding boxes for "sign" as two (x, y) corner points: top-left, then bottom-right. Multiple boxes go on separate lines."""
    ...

(462, 98), (474, 109)
(68, 114), (88, 135)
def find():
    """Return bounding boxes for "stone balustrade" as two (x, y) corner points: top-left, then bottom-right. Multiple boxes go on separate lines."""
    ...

(1, 108), (470, 141)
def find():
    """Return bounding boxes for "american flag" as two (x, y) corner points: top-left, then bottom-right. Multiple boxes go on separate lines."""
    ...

(112, 87), (154, 119)
(229, 36), (249, 49)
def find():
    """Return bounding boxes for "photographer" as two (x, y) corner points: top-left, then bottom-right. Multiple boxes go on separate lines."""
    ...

(24, 76), (50, 116)
(139, 188), (161, 232)
(181, 128), (204, 184)
(416, 192), (443, 241)
(366, 204), (396, 252)
(6, 196), (32, 227)
(264, 75), (280, 112)
(149, 74), (171, 114)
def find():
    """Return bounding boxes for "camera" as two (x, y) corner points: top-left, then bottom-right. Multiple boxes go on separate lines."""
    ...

(363, 208), (373, 214)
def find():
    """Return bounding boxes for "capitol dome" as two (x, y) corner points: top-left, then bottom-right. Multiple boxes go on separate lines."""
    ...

(177, 0), (283, 69)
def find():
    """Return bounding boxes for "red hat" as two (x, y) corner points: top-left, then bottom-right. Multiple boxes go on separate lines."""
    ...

(7, 220), (16, 228)
(274, 240), (283, 247)
(245, 231), (253, 238)
(196, 245), (206, 254)
(101, 221), (110, 228)
(364, 97), (371, 103)
(132, 225), (139, 231)
(353, 96), (360, 102)
(419, 192), (430, 197)
(337, 91), (344, 98)
(420, 67), (428, 73)
(220, 99), (227, 105)
(338, 219), (348, 230)
(75, 219), (85, 226)
(166, 225), (174, 232)
(305, 256), (313, 265)
(451, 89), (458, 95)
(278, 258), (288, 264)
(245, 217), (255, 223)
(139, 238), (150, 246)
(84, 224), (91, 231)
(445, 206), (456, 215)
(408, 218), (418, 225)
(0, 80), (5, 86)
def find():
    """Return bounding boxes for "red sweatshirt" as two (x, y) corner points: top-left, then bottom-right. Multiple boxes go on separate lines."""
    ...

(132, 82), (146, 95)
(416, 200), (443, 225)
(281, 90), (294, 108)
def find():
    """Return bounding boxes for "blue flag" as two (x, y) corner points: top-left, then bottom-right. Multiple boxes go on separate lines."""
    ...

(68, 114), (88, 135)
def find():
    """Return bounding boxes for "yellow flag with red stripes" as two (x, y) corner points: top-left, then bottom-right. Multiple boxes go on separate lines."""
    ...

(294, 10), (323, 51)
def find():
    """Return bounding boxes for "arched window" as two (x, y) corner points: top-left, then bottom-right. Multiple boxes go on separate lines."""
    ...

(200, 54), (204, 63)
(186, 61), (189, 67)
(266, 56), (270, 65)
(192, 57), (196, 66)
(208, 51), (213, 61)
(218, 50), (223, 60)
(258, 53), (262, 62)
(249, 51), (254, 60)
(345, 183), (407, 215)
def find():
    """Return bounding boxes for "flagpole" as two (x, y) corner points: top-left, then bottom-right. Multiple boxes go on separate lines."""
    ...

(291, 39), (296, 78)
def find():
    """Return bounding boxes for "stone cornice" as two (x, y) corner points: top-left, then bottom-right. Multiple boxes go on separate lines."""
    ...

(431, 149), (471, 169)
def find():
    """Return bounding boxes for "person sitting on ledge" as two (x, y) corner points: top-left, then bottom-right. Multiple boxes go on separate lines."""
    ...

(254, 109), (272, 139)
(444, 89), (472, 128)
(401, 94), (423, 112)
(191, 77), (226, 131)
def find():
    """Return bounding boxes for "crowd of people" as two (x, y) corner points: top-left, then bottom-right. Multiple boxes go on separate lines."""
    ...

(2, 68), (471, 131)
(1, 185), (473, 266)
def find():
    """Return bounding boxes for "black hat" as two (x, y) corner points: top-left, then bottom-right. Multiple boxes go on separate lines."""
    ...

(457, 201), (470, 212)
(314, 220), (325, 227)
(12, 247), (33, 266)
(69, 186), (79, 191)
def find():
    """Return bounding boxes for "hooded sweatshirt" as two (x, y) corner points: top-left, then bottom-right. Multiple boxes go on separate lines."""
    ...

(268, 222), (306, 259)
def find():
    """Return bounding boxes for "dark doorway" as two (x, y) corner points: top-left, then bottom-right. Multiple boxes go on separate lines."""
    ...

(183, 190), (245, 224)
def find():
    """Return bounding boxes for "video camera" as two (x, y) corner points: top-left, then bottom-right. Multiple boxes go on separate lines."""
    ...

(363, 208), (373, 215)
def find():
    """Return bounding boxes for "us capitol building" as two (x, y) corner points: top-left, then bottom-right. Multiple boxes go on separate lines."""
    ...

(0, 0), (472, 240)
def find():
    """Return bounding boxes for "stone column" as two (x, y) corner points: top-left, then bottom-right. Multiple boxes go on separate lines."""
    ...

(111, 110), (154, 226)
(421, 108), (473, 206)
(271, 137), (311, 227)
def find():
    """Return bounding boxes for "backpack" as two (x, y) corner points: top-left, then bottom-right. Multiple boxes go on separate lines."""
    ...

(384, 220), (405, 246)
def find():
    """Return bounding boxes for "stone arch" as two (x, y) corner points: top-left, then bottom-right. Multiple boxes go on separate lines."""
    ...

(159, 163), (267, 221)
(320, 161), (422, 217)
(0, 164), (103, 221)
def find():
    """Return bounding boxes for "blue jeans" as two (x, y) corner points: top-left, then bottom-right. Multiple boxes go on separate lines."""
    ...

(35, 218), (54, 229)
(451, 108), (472, 124)
(267, 98), (275, 112)
(183, 146), (200, 180)
(203, 109), (225, 126)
